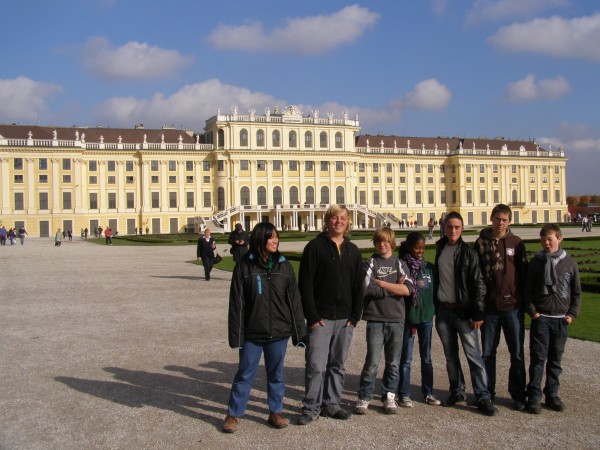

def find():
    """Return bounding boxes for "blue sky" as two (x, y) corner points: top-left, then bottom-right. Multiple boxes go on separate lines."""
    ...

(1, 0), (599, 194)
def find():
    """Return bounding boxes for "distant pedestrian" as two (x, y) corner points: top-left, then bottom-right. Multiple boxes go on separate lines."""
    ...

(55, 228), (62, 247)
(67, 230), (73, 241)
(228, 223), (249, 264)
(105, 227), (112, 245)
(8, 228), (16, 245)
(18, 226), (28, 244)
(197, 228), (216, 281)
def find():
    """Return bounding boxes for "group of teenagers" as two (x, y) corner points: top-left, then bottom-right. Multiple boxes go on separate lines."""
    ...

(221, 203), (582, 433)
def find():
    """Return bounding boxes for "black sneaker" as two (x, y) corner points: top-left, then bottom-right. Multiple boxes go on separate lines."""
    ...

(444, 392), (467, 407)
(320, 408), (351, 420)
(297, 413), (317, 426)
(513, 400), (527, 412)
(545, 396), (565, 412)
(477, 398), (499, 416)
(527, 399), (542, 414)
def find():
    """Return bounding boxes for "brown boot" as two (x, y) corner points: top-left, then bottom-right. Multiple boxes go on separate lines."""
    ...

(222, 415), (238, 433)
(268, 412), (289, 429)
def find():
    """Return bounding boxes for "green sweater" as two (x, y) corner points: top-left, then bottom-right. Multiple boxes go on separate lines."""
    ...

(404, 260), (436, 325)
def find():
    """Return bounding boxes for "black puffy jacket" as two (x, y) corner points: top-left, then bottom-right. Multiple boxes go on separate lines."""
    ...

(228, 252), (306, 348)
(434, 237), (487, 321)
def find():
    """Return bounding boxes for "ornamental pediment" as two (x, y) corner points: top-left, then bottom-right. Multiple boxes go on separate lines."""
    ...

(281, 105), (303, 123)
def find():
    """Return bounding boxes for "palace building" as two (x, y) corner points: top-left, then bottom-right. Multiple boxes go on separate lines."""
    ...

(0, 105), (567, 236)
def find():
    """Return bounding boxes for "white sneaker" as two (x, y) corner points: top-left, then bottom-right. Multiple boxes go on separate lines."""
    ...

(398, 396), (414, 408)
(383, 392), (398, 415)
(354, 399), (370, 415)
(425, 394), (441, 406)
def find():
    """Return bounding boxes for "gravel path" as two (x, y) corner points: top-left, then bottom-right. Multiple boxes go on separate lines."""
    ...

(1, 232), (599, 449)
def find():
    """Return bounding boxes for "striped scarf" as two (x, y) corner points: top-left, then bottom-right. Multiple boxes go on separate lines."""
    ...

(404, 253), (423, 308)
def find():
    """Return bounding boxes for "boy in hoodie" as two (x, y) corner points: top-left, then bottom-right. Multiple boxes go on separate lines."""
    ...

(474, 204), (528, 411)
(354, 226), (412, 415)
(525, 223), (581, 414)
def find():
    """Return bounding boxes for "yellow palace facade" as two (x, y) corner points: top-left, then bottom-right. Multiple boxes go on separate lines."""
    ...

(0, 105), (567, 236)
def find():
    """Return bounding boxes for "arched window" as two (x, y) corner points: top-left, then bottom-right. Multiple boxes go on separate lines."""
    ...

(305, 186), (315, 204)
(335, 132), (343, 149)
(320, 186), (329, 205)
(240, 129), (248, 147)
(272, 130), (280, 147)
(289, 131), (297, 148)
(512, 189), (518, 204)
(217, 187), (225, 210)
(289, 186), (299, 204)
(218, 129), (225, 148)
(256, 129), (264, 147)
(320, 131), (327, 148)
(336, 186), (345, 204)
(257, 186), (267, 206)
(304, 131), (312, 149)
(273, 186), (282, 205)
(240, 186), (250, 206)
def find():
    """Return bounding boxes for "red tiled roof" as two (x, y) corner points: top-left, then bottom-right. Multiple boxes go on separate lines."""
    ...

(355, 135), (547, 152)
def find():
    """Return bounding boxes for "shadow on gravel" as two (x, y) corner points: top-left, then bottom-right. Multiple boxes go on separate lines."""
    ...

(149, 275), (204, 280)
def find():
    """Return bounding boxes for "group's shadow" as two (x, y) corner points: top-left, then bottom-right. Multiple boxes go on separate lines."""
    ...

(149, 275), (204, 281)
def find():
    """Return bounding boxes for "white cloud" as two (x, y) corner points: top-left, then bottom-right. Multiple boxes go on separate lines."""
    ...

(466, 0), (569, 24)
(505, 74), (571, 102)
(431, 0), (450, 16)
(488, 13), (600, 61)
(207, 5), (380, 54)
(0, 76), (62, 123)
(92, 79), (282, 128)
(403, 79), (452, 111)
(80, 37), (194, 80)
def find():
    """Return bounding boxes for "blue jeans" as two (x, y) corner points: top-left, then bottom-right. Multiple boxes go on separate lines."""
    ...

(435, 308), (490, 401)
(302, 319), (353, 417)
(481, 309), (526, 401)
(527, 316), (568, 401)
(398, 320), (434, 398)
(227, 338), (289, 417)
(357, 321), (404, 401)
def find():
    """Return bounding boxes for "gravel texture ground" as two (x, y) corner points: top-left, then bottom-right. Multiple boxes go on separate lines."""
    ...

(1, 227), (599, 449)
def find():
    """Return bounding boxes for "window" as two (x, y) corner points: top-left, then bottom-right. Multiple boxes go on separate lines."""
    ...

(400, 177), (406, 183)
(480, 190), (486, 203)
(400, 163), (406, 173)
(203, 192), (211, 208)
(289, 131), (297, 148)
(428, 177), (433, 183)
(359, 177), (365, 183)
(63, 175), (71, 183)
(126, 192), (135, 209)
(466, 177), (472, 183)
(387, 190), (394, 205)
(415, 190), (422, 204)
(373, 190), (380, 204)
(107, 176), (116, 184)
(168, 161), (176, 171)
(452, 190), (457, 204)
(218, 161), (224, 171)
(493, 177), (498, 183)
(305, 186), (315, 204)
(241, 187), (250, 205)
(493, 164), (498, 173)
(321, 186), (329, 204)
(359, 163), (365, 172)
(257, 129), (264, 147)
(257, 160), (266, 171)
(151, 176), (159, 183)
(467, 190), (473, 204)
(63, 159), (71, 170)
(336, 186), (345, 204)
(169, 192), (177, 208)
(14, 192), (24, 210)
(203, 176), (210, 183)
(440, 191), (446, 204)
(151, 192), (160, 208)
(336, 161), (344, 171)
(428, 191), (434, 204)
(530, 177), (535, 183)
(385, 163), (392, 173)
(169, 176), (176, 183)
(440, 177), (445, 183)
(494, 190), (499, 203)
(387, 177), (393, 183)
(555, 189), (561, 202)
(14, 158), (23, 170)
(187, 191), (194, 208)
(512, 165), (517, 173)
(440, 164), (445, 173)
(373, 163), (379, 173)
(39, 192), (49, 210)
(451, 165), (456, 174)
(373, 177), (379, 183)
(151, 160), (159, 171)
(272, 130), (280, 147)
(273, 160), (282, 171)
(63, 192), (72, 209)
(480, 177), (485, 183)
(542, 165), (547, 174)
(400, 190), (407, 204)
(289, 186), (299, 204)
(89, 193), (98, 209)
(240, 129), (248, 146)
(320, 161), (329, 171)
(530, 190), (536, 203)
(479, 164), (484, 173)
(273, 187), (282, 205)
(304, 131), (312, 148)
(415, 177), (421, 184)
(335, 132), (342, 149)
(107, 161), (115, 172)
(289, 160), (298, 171)
(555, 177), (560, 183)
(543, 190), (548, 203)
(554, 166), (560, 174)
(415, 164), (421, 173)
(320, 131), (327, 148)
(530, 165), (535, 173)
(428, 164), (434, 174)
(240, 160), (249, 171)
(14, 174), (24, 183)
(126, 176), (134, 184)
(542, 177), (547, 183)
(186, 161), (194, 171)
(305, 161), (314, 171)
(186, 175), (194, 183)
(108, 193), (116, 209)
(360, 191), (366, 204)
(257, 186), (267, 206)
(126, 161), (134, 171)
(39, 159), (48, 170)
(203, 161), (210, 171)
(466, 164), (472, 173)
(88, 160), (97, 171)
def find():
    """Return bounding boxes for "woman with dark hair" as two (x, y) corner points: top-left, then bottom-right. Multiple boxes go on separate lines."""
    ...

(397, 232), (441, 407)
(222, 222), (306, 433)
(196, 228), (216, 280)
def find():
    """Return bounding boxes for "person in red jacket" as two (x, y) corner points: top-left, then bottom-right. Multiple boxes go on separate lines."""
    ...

(104, 227), (112, 246)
